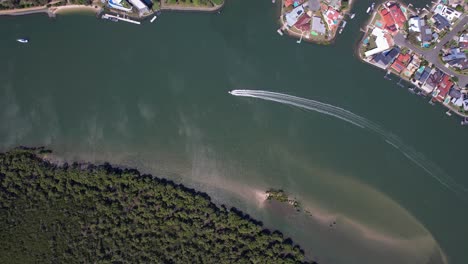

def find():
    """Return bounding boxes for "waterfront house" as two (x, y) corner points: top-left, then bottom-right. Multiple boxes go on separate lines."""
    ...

(424, 69), (445, 94)
(323, 6), (341, 31)
(414, 66), (431, 89)
(294, 14), (312, 32)
(388, 3), (406, 30)
(390, 53), (411, 74)
(403, 54), (420, 78)
(433, 4), (461, 23)
(364, 28), (392, 57)
(432, 14), (451, 31)
(108, 0), (132, 12)
(379, 8), (397, 33)
(433, 75), (454, 102)
(372, 47), (400, 68)
(311, 16), (326, 35)
(128, 0), (149, 15)
(286, 5), (305, 27)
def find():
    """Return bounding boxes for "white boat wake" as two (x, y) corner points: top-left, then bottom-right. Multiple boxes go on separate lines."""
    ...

(230, 89), (468, 201)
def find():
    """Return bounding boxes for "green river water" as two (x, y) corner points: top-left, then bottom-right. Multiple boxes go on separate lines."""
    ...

(1, 0), (467, 263)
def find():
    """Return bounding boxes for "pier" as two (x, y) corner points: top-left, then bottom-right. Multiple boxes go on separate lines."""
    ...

(102, 14), (140, 25)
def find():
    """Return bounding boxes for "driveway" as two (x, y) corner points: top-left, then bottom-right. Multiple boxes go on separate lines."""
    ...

(393, 15), (468, 88)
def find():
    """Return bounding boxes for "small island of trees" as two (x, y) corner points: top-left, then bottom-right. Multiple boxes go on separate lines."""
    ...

(0, 148), (314, 263)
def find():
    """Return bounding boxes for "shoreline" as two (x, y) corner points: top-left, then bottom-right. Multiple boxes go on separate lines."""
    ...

(0, 0), (223, 18)
(356, 1), (468, 120)
(51, 5), (102, 15)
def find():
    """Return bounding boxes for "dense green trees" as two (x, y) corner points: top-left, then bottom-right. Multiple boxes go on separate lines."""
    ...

(0, 148), (311, 263)
(0, 0), (50, 9)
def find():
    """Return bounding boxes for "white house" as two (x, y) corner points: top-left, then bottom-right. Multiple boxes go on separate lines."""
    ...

(128, 0), (149, 14)
(285, 5), (305, 27)
(364, 28), (391, 57)
(433, 4), (462, 22)
(408, 16), (423, 32)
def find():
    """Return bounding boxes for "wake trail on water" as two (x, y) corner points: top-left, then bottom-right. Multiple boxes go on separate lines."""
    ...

(230, 89), (468, 201)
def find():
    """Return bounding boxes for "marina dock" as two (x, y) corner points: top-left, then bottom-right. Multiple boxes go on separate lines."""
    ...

(102, 14), (140, 25)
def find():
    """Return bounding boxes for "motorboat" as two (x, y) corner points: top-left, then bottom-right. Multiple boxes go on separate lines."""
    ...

(16, 38), (28, 44)
(366, 7), (371, 13)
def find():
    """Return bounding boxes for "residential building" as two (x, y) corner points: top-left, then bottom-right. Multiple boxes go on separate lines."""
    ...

(128, 0), (149, 14)
(108, 0), (132, 12)
(388, 3), (406, 29)
(311, 16), (326, 35)
(372, 47), (400, 68)
(408, 16), (423, 32)
(323, 6), (341, 31)
(390, 53), (411, 73)
(285, 5), (305, 27)
(442, 48), (467, 61)
(424, 69), (444, 93)
(420, 26), (433, 47)
(403, 54), (420, 78)
(294, 14), (311, 31)
(433, 4), (462, 22)
(380, 8), (397, 32)
(432, 14), (451, 31)
(433, 75), (453, 102)
(364, 28), (392, 57)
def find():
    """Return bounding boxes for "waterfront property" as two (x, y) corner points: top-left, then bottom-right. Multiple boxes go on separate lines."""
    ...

(359, 0), (468, 121)
(280, 0), (352, 43)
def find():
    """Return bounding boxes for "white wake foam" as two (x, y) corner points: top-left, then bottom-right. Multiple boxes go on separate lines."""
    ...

(230, 89), (468, 201)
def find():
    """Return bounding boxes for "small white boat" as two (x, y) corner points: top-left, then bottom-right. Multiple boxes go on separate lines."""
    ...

(366, 7), (371, 13)
(16, 38), (28, 43)
(350, 13), (355, 19)
(371, 2), (375, 10)
(150, 15), (157, 23)
(272, 0), (275, 3)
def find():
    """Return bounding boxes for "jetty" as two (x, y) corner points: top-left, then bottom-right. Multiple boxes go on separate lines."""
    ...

(102, 14), (140, 25)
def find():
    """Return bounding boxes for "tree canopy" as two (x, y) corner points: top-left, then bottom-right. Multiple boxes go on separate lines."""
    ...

(0, 148), (311, 263)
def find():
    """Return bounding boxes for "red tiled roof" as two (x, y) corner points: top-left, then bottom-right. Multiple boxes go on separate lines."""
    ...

(294, 14), (311, 31)
(435, 75), (453, 102)
(391, 60), (405, 73)
(380, 9), (396, 32)
(397, 53), (411, 64)
(389, 4), (406, 29)
(285, 0), (294, 7)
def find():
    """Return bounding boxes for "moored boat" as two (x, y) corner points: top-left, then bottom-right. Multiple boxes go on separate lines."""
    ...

(16, 38), (28, 44)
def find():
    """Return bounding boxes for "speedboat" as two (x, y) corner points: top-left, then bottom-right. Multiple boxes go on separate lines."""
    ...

(228, 90), (233, 94)
(366, 7), (371, 13)
(350, 13), (355, 19)
(16, 38), (28, 44)
(371, 2), (375, 10)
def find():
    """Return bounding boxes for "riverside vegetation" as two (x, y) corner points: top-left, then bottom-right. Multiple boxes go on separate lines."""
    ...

(0, 148), (311, 263)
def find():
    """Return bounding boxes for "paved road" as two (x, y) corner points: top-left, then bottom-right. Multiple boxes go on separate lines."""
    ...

(394, 15), (468, 88)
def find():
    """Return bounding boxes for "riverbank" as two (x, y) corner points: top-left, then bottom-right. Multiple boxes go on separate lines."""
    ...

(51, 4), (102, 15)
(0, 147), (309, 263)
(358, 0), (468, 123)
